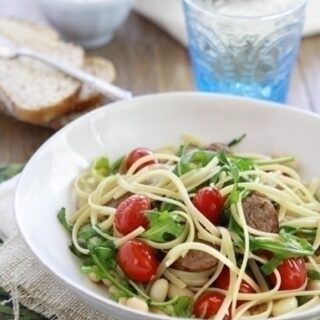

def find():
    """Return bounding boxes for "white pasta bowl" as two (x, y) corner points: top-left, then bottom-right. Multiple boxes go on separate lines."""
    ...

(15, 92), (320, 320)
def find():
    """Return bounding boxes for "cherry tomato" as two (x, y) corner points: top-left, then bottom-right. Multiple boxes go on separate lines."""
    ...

(193, 292), (230, 319)
(125, 147), (155, 171)
(215, 267), (255, 306)
(192, 187), (224, 225)
(114, 194), (150, 235)
(268, 257), (306, 290)
(117, 239), (159, 282)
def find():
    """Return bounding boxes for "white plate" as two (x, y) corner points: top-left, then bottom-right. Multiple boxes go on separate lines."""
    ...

(15, 92), (320, 320)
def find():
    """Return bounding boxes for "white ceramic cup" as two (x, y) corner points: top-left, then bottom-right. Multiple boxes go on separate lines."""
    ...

(36, 0), (133, 48)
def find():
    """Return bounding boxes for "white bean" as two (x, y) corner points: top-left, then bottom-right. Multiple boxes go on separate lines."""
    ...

(272, 297), (298, 317)
(307, 279), (320, 291)
(88, 272), (100, 283)
(102, 279), (112, 287)
(150, 279), (169, 302)
(126, 297), (149, 312)
(168, 283), (193, 299)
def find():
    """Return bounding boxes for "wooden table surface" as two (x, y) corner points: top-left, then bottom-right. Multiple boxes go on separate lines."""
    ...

(1, 13), (320, 163)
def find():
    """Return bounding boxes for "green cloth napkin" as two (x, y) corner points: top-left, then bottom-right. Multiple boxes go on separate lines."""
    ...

(0, 164), (46, 320)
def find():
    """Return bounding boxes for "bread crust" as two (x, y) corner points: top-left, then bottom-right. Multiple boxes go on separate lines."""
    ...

(0, 84), (80, 124)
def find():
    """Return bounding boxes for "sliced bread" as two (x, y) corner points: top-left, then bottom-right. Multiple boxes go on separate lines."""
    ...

(75, 56), (116, 111)
(0, 18), (84, 124)
(48, 56), (117, 130)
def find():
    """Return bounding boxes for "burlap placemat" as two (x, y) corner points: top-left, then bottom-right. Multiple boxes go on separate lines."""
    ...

(0, 166), (115, 320)
(0, 233), (115, 320)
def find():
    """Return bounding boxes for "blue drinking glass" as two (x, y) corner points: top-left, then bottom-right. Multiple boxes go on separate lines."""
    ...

(183, 0), (308, 103)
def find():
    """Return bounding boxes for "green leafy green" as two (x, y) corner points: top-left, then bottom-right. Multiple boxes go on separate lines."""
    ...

(177, 144), (187, 157)
(173, 296), (193, 318)
(217, 153), (253, 204)
(78, 224), (98, 248)
(228, 134), (247, 148)
(307, 270), (320, 280)
(142, 210), (184, 243)
(229, 217), (314, 275)
(90, 240), (117, 271)
(251, 230), (314, 258)
(93, 156), (109, 177)
(160, 201), (178, 212)
(176, 150), (216, 176)
(57, 208), (72, 232)
(110, 156), (124, 174)
(83, 234), (137, 298)
(281, 226), (317, 243)
(91, 250), (136, 298)
(0, 164), (24, 183)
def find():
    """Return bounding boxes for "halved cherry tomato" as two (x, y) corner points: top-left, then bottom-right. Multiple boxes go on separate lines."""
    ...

(114, 194), (150, 235)
(117, 239), (159, 282)
(192, 187), (224, 225)
(193, 292), (230, 319)
(268, 257), (306, 290)
(215, 267), (255, 305)
(125, 147), (155, 171)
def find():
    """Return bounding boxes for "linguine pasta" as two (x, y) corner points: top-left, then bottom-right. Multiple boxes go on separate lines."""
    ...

(58, 139), (320, 319)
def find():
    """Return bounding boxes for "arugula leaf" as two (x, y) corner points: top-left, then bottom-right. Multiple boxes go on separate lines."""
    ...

(229, 217), (314, 275)
(142, 211), (184, 243)
(281, 226), (317, 243)
(160, 201), (178, 212)
(218, 153), (241, 204)
(78, 224), (98, 248)
(176, 150), (216, 176)
(110, 156), (125, 174)
(307, 270), (320, 280)
(228, 134), (247, 148)
(177, 144), (187, 157)
(91, 252), (137, 298)
(260, 255), (284, 275)
(0, 164), (24, 183)
(173, 296), (192, 318)
(251, 230), (314, 258)
(217, 153), (254, 204)
(86, 236), (117, 270)
(57, 208), (72, 232)
(94, 156), (109, 177)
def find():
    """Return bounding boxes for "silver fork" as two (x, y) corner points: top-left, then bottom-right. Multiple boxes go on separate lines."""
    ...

(0, 35), (132, 101)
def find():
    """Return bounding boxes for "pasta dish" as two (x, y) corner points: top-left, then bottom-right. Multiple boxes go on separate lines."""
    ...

(58, 136), (320, 319)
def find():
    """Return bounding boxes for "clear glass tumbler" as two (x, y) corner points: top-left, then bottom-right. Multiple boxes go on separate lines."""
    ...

(183, 0), (308, 103)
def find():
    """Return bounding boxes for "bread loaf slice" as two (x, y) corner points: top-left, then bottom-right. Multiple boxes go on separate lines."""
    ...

(75, 56), (116, 111)
(0, 18), (84, 124)
(48, 56), (116, 129)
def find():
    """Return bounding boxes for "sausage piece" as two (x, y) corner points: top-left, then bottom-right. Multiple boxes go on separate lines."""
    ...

(242, 193), (279, 233)
(205, 143), (230, 153)
(173, 248), (217, 272)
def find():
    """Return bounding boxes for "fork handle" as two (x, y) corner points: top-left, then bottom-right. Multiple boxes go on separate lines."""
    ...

(19, 48), (132, 101)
